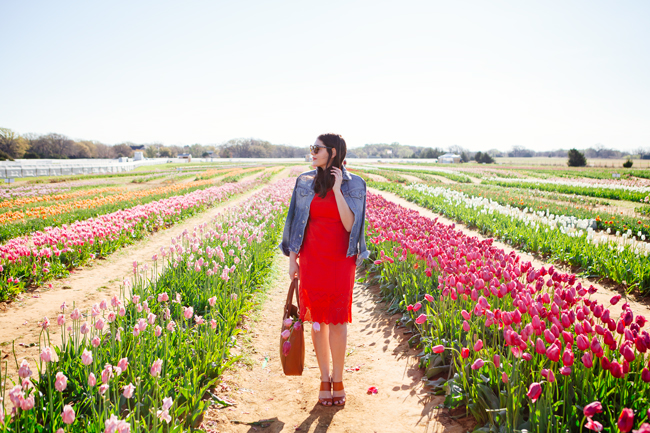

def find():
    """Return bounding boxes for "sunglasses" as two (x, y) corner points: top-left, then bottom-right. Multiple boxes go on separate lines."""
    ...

(310, 144), (331, 155)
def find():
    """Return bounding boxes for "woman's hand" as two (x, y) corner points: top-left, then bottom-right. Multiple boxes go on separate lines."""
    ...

(289, 251), (300, 280)
(331, 166), (343, 192)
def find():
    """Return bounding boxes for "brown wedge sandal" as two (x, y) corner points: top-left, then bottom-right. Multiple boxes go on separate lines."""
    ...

(318, 380), (333, 406)
(332, 381), (346, 407)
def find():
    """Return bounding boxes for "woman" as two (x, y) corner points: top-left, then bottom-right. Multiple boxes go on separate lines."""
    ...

(279, 133), (368, 407)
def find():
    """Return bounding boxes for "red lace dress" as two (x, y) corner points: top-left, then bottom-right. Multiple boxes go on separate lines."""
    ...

(299, 188), (357, 324)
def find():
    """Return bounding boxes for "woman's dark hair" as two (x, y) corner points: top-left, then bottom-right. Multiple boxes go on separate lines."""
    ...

(313, 133), (347, 198)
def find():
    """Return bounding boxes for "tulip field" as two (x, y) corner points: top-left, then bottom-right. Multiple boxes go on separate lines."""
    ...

(0, 174), (294, 431)
(2, 162), (650, 432)
(0, 167), (268, 301)
(365, 191), (650, 432)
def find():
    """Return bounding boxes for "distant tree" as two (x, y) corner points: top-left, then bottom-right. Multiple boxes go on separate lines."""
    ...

(509, 146), (534, 157)
(623, 158), (633, 168)
(474, 151), (484, 163)
(460, 151), (470, 163)
(69, 142), (92, 158)
(567, 148), (587, 167)
(111, 143), (134, 158)
(0, 127), (28, 158)
(0, 149), (14, 161)
(95, 143), (113, 158)
(480, 153), (495, 164)
(159, 147), (172, 158)
(31, 133), (74, 158)
(144, 145), (158, 158)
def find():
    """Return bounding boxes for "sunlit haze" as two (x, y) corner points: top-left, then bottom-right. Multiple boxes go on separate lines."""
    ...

(1, 0), (649, 151)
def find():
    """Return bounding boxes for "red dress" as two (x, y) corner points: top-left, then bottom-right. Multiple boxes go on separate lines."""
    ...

(299, 188), (357, 324)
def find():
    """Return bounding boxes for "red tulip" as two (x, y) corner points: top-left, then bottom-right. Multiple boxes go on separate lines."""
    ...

(641, 368), (650, 383)
(576, 335), (589, 351)
(546, 343), (560, 363)
(610, 294), (621, 305)
(493, 354), (500, 369)
(415, 314), (427, 325)
(559, 366), (572, 376)
(562, 348), (574, 367)
(610, 361), (624, 379)
(522, 352), (532, 361)
(461, 347), (470, 359)
(526, 382), (542, 403)
(584, 401), (603, 418)
(501, 372), (508, 383)
(535, 338), (546, 355)
(432, 345), (444, 353)
(581, 352), (593, 368)
(600, 356), (611, 371)
(562, 331), (574, 345)
(618, 408), (634, 432)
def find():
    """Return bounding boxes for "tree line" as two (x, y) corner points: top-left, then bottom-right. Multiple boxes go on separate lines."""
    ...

(0, 128), (309, 161)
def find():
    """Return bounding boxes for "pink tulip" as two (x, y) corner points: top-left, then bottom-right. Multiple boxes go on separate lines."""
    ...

(150, 359), (163, 377)
(55, 372), (68, 392)
(80, 322), (90, 334)
(281, 329), (291, 340)
(585, 418), (603, 432)
(415, 314), (427, 324)
(117, 357), (128, 372)
(413, 302), (422, 312)
(123, 383), (135, 399)
(158, 292), (169, 302)
(57, 314), (65, 326)
(493, 354), (500, 369)
(92, 336), (101, 348)
(282, 340), (291, 356)
(41, 347), (54, 363)
(526, 382), (542, 403)
(210, 319), (217, 329)
(432, 345), (444, 353)
(501, 372), (508, 383)
(88, 372), (97, 387)
(283, 318), (293, 328)
(148, 313), (157, 325)
(462, 321), (470, 332)
(183, 306), (193, 319)
(18, 360), (32, 379)
(559, 366), (572, 376)
(81, 349), (93, 366)
(582, 352), (593, 368)
(155, 325), (162, 337)
(312, 322), (321, 332)
(471, 359), (484, 370)
(474, 339), (483, 352)
(99, 384), (109, 395)
(42, 316), (50, 330)
(61, 404), (75, 424)
(208, 296), (217, 306)
(70, 308), (81, 320)
(424, 293), (434, 302)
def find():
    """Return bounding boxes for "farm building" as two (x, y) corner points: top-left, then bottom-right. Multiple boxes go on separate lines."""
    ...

(438, 153), (461, 163)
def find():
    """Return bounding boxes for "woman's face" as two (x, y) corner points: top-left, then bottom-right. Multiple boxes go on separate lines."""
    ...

(310, 138), (336, 169)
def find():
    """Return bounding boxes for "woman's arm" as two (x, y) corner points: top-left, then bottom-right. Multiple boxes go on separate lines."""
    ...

(331, 167), (354, 232)
(289, 251), (300, 280)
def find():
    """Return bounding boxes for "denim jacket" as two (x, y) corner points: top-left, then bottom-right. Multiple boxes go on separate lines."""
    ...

(279, 165), (369, 266)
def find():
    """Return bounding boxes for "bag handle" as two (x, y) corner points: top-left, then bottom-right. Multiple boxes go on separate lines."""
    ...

(283, 278), (300, 319)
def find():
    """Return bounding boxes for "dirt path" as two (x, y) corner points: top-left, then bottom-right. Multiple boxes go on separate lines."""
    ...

(367, 187), (650, 324)
(0, 168), (288, 390)
(202, 253), (472, 433)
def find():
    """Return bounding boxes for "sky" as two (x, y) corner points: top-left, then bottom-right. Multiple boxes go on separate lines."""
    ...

(1, 0), (649, 152)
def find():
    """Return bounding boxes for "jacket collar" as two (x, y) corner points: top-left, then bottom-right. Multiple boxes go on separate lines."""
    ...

(341, 164), (352, 182)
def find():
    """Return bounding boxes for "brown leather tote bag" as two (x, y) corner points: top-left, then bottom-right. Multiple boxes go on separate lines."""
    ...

(280, 278), (305, 376)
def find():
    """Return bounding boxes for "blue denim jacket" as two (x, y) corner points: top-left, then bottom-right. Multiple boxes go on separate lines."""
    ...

(279, 165), (369, 266)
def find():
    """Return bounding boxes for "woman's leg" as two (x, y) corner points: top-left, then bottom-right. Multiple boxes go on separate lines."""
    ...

(329, 323), (347, 405)
(328, 323), (347, 382)
(312, 323), (331, 381)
